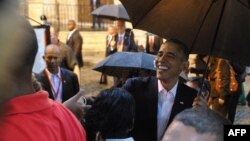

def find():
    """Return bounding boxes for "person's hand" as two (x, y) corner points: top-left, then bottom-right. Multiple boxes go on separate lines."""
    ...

(192, 95), (208, 108)
(218, 98), (225, 105)
(63, 90), (90, 120)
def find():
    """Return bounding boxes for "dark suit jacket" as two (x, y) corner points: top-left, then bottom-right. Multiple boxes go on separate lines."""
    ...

(115, 32), (137, 52)
(58, 41), (78, 71)
(145, 35), (163, 55)
(35, 68), (80, 102)
(66, 29), (84, 67)
(123, 76), (197, 141)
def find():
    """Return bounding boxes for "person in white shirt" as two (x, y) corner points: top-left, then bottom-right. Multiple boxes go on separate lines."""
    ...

(35, 45), (80, 103)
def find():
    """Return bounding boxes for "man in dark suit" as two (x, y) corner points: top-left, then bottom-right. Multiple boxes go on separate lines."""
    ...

(50, 26), (80, 82)
(90, 0), (101, 29)
(146, 33), (163, 55)
(114, 20), (137, 52)
(36, 44), (80, 103)
(123, 39), (197, 141)
(66, 20), (84, 68)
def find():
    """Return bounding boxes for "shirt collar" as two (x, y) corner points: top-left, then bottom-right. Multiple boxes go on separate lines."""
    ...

(45, 67), (61, 79)
(119, 32), (125, 38)
(158, 80), (178, 97)
(68, 28), (77, 39)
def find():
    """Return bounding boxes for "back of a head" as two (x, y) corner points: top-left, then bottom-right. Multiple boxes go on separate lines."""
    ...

(84, 87), (135, 140)
(0, 6), (38, 110)
(167, 107), (231, 141)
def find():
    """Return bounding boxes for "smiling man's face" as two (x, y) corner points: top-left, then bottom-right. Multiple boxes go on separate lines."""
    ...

(155, 42), (188, 83)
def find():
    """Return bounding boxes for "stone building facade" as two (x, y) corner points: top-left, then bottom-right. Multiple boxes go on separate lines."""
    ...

(20, 0), (114, 29)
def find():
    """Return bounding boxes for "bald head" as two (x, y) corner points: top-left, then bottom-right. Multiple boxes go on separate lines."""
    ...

(45, 44), (61, 55)
(0, 9), (38, 111)
(44, 44), (61, 74)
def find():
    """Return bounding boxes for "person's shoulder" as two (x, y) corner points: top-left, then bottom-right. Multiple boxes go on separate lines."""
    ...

(179, 82), (197, 95)
(127, 76), (156, 83)
(61, 68), (75, 76)
(59, 42), (71, 49)
(124, 76), (157, 89)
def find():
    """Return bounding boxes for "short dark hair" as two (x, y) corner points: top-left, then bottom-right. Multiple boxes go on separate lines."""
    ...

(174, 107), (231, 141)
(84, 88), (135, 140)
(166, 38), (189, 60)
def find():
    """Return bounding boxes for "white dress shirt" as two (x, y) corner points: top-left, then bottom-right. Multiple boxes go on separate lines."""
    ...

(45, 68), (63, 103)
(157, 80), (178, 141)
(67, 28), (77, 40)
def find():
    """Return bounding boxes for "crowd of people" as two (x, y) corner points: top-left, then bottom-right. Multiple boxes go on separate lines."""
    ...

(1, 0), (250, 141)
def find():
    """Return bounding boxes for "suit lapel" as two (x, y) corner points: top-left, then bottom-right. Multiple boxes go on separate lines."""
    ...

(168, 83), (189, 126)
(42, 71), (54, 100)
(60, 69), (67, 101)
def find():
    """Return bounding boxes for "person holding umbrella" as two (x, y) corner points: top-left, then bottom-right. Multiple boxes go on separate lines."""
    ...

(114, 20), (137, 52)
(100, 25), (118, 84)
(123, 39), (197, 141)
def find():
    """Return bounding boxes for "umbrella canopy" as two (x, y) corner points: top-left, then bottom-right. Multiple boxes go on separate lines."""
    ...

(120, 0), (250, 65)
(91, 4), (130, 21)
(93, 52), (156, 77)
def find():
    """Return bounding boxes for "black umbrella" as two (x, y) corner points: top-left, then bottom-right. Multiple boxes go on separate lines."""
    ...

(91, 4), (130, 21)
(92, 52), (156, 77)
(120, 0), (250, 65)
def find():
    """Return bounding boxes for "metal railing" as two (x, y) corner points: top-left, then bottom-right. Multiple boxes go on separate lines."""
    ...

(20, 1), (113, 31)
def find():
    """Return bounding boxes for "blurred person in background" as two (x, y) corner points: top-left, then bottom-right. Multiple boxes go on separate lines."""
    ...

(100, 25), (118, 84)
(66, 20), (84, 68)
(146, 32), (163, 55)
(50, 26), (80, 82)
(114, 20), (137, 52)
(90, 0), (102, 29)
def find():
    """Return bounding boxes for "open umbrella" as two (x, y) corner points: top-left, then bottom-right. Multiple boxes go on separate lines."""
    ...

(92, 52), (156, 77)
(120, 0), (250, 65)
(91, 4), (130, 21)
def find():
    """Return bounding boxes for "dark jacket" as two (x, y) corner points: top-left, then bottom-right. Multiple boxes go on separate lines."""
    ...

(114, 32), (138, 52)
(123, 76), (197, 141)
(145, 35), (163, 55)
(35, 68), (80, 102)
(66, 29), (84, 67)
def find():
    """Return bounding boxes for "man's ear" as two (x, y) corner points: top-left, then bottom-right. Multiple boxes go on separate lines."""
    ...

(42, 56), (45, 60)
